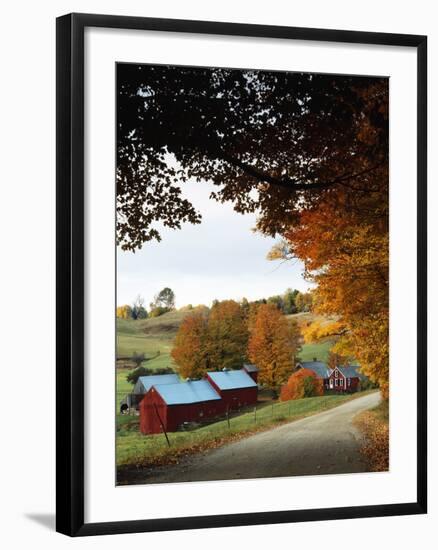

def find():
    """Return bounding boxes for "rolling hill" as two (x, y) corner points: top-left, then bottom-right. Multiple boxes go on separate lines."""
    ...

(117, 309), (336, 372)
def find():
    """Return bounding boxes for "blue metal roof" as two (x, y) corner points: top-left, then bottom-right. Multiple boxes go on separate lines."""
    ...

(300, 361), (332, 379)
(207, 369), (257, 390)
(154, 380), (221, 405)
(243, 363), (259, 372)
(138, 374), (180, 393)
(339, 366), (367, 381)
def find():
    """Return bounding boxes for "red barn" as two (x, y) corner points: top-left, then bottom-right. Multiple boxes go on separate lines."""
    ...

(206, 369), (258, 411)
(243, 363), (259, 383)
(121, 373), (180, 412)
(140, 379), (224, 434)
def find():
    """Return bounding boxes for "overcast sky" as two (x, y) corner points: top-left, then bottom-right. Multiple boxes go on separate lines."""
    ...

(117, 180), (310, 308)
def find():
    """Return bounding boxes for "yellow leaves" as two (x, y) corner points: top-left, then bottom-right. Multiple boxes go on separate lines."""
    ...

(248, 304), (300, 392)
(117, 305), (132, 319)
(354, 404), (389, 471)
(302, 320), (346, 343)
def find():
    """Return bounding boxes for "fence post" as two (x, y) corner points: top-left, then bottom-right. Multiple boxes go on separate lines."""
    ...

(254, 406), (257, 423)
(154, 404), (171, 447)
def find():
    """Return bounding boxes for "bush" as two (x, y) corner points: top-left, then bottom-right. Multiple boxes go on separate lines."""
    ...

(280, 368), (324, 401)
(149, 306), (170, 318)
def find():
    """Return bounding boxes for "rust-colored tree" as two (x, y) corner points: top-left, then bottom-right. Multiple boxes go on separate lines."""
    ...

(171, 312), (208, 379)
(280, 368), (324, 401)
(268, 82), (389, 398)
(248, 304), (299, 395)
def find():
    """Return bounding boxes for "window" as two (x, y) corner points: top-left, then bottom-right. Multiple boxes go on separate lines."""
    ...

(340, 379), (343, 386)
(335, 379), (338, 387)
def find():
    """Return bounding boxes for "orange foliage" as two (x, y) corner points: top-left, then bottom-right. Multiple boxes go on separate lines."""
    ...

(171, 312), (208, 379)
(280, 368), (324, 401)
(268, 82), (389, 398)
(248, 304), (299, 393)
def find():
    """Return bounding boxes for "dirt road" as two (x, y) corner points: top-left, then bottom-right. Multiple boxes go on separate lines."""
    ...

(121, 392), (381, 484)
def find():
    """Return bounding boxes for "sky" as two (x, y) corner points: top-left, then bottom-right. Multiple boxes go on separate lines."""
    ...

(117, 179), (310, 309)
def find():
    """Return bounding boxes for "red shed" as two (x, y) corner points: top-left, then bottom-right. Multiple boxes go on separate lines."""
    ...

(243, 363), (259, 383)
(140, 379), (224, 435)
(206, 369), (258, 411)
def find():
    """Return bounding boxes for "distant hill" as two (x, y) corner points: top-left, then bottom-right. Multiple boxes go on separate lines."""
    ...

(117, 309), (203, 371)
(116, 308), (336, 372)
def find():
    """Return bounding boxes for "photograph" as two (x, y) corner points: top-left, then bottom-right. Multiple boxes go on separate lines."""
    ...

(115, 63), (389, 486)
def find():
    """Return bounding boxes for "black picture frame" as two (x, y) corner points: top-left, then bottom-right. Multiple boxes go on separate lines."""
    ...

(56, 12), (427, 537)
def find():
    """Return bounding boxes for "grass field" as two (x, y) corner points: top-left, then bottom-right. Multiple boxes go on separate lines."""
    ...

(117, 392), (374, 468)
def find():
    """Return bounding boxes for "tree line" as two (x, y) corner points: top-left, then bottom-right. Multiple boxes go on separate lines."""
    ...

(171, 299), (301, 396)
(116, 287), (176, 320)
(117, 287), (313, 321)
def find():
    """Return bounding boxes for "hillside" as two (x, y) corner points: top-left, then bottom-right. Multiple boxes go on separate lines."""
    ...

(117, 309), (336, 372)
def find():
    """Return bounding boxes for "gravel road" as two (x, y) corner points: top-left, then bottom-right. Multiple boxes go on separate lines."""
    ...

(120, 391), (381, 485)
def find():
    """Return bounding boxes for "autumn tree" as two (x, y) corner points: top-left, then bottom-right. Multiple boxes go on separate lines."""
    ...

(327, 351), (350, 370)
(117, 65), (387, 251)
(171, 312), (209, 379)
(248, 304), (300, 395)
(149, 287), (176, 317)
(280, 368), (323, 401)
(206, 300), (248, 371)
(295, 291), (313, 313)
(116, 305), (132, 319)
(283, 288), (299, 314)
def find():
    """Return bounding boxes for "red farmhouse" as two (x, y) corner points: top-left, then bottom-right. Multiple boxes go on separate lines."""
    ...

(206, 369), (258, 411)
(140, 379), (224, 435)
(297, 361), (365, 393)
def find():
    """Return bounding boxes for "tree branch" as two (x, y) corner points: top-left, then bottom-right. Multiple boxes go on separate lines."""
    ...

(217, 149), (384, 193)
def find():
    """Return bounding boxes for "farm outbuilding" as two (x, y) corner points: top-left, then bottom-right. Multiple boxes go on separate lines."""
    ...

(206, 369), (258, 411)
(120, 373), (181, 413)
(133, 373), (180, 395)
(140, 379), (224, 434)
(243, 363), (259, 383)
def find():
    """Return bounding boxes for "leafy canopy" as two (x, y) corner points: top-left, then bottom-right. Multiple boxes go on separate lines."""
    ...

(117, 65), (387, 251)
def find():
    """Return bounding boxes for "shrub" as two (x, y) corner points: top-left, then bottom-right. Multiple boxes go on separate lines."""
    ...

(280, 368), (323, 401)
